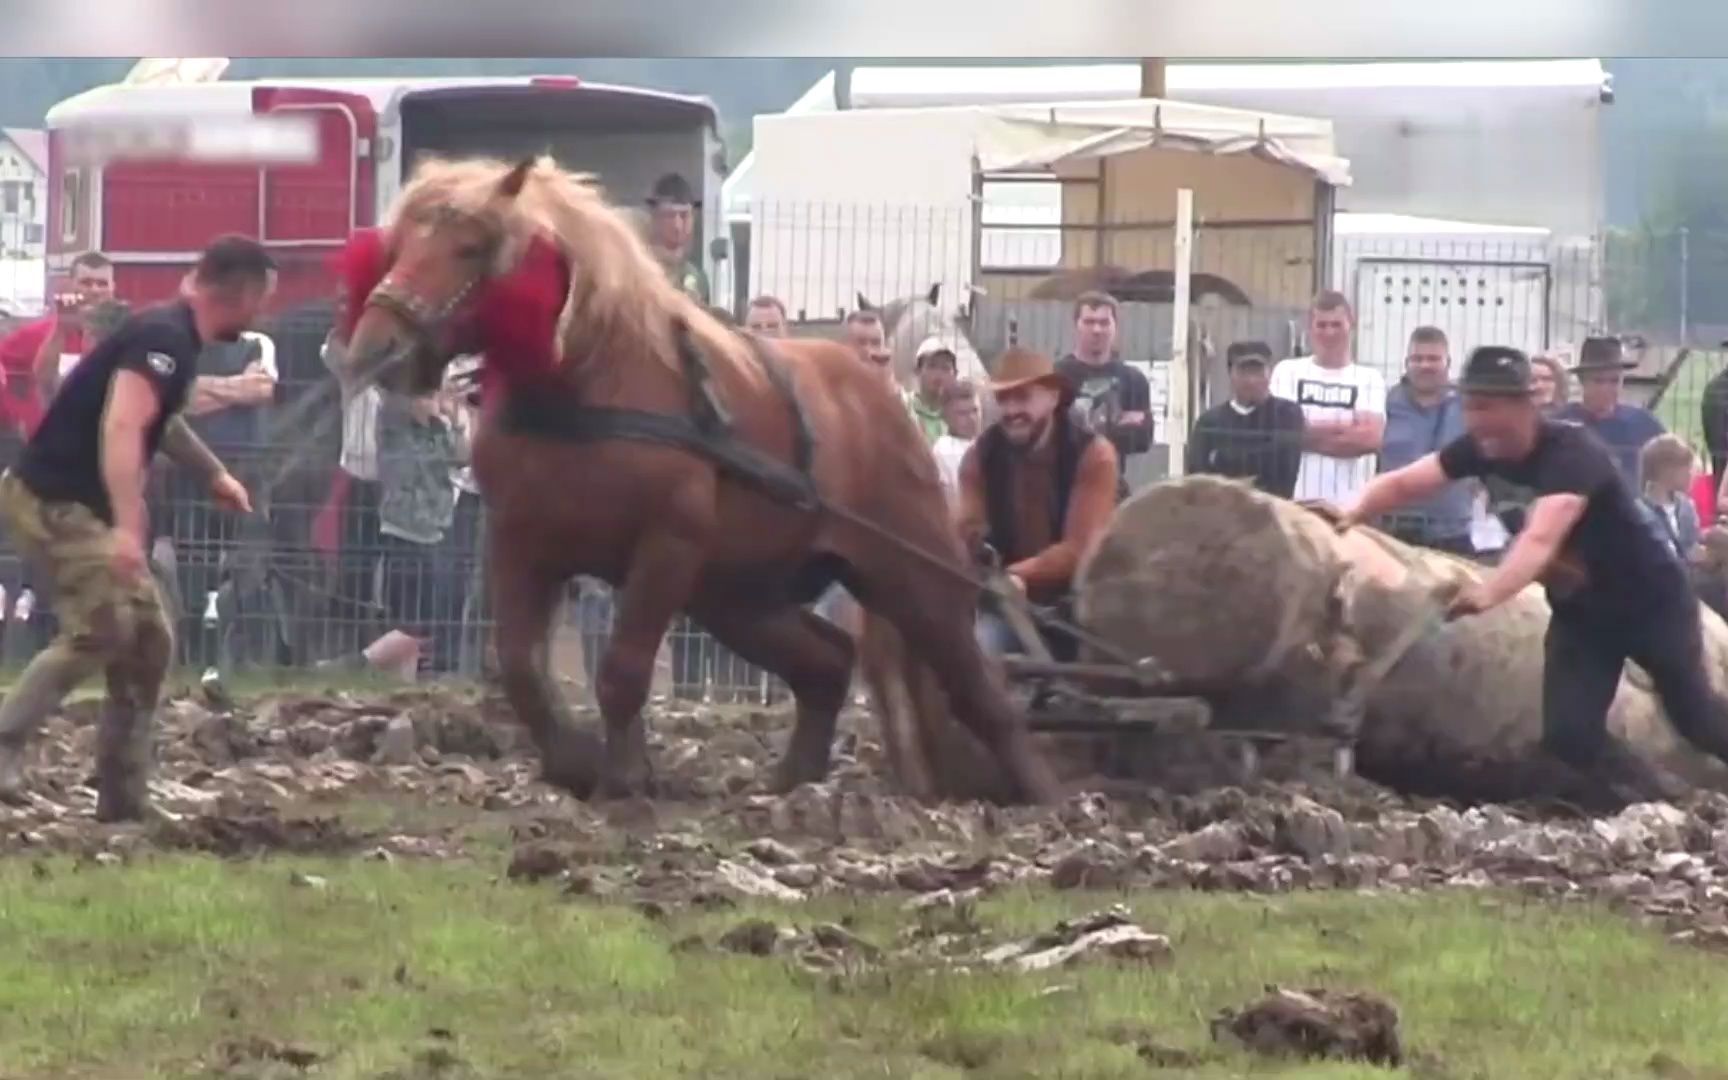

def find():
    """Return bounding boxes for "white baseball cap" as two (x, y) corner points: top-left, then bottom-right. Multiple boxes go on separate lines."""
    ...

(914, 336), (958, 367)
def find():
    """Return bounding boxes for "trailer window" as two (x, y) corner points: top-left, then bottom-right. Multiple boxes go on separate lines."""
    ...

(59, 169), (82, 245)
(980, 175), (1062, 271)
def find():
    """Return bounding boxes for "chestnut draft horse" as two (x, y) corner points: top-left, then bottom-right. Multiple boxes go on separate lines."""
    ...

(335, 154), (1056, 804)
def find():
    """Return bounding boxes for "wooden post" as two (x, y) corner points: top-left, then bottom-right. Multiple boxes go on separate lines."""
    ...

(1167, 187), (1194, 477)
(1139, 59), (1167, 99)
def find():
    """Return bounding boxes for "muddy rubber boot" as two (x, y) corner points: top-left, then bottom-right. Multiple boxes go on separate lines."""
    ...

(94, 703), (154, 823)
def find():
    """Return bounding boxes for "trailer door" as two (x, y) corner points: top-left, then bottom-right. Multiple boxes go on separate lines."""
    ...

(1352, 258), (1550, 383)
(252, 86), (376, 243)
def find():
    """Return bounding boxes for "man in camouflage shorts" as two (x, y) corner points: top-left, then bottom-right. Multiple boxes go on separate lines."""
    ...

(0, 236), (274, 820)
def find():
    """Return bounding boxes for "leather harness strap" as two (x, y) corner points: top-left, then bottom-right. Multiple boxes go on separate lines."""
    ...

(498, 321), (820, 511)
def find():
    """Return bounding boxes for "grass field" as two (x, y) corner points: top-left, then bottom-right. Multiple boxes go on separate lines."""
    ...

(1651, 347), (1726, 459)
(0, 852), (1724, 1079)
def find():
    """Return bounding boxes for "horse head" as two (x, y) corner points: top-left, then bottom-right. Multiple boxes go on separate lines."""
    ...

(859, 282), (987, 389)
(339, 156), (571, 397)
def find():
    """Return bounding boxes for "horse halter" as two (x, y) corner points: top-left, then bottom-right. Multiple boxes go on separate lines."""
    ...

(366, 271), (477, 349)
(363, 210), (501, 346)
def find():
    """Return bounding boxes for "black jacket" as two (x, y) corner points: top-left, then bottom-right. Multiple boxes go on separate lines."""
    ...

(1187, 396), (1307, 498)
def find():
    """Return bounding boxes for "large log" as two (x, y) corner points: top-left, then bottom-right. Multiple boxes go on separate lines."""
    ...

(1075, 475), (1728, 801)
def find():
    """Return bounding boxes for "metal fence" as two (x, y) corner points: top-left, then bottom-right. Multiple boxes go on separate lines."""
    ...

(1, 196), (1726, 696)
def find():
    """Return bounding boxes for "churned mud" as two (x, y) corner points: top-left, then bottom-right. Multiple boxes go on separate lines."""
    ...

(3, 683), (1728, 956)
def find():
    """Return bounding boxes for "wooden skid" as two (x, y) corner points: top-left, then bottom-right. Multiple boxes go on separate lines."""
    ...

(1011, 661), (1356, 783)
(1025, 695), (1213, 734)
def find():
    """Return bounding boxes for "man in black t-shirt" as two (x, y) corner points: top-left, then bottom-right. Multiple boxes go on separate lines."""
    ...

(1054, 291), (1152, 498)
(0, 235), (273, 821)
(1340, 345), (1728, 803)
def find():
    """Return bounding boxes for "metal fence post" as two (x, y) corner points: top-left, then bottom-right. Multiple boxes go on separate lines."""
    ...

(1680, 226), (1692, 344)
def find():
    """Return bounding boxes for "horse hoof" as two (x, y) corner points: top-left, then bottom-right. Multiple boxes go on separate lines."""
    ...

(541, 764), (599, 801)
(1012, 760), (1063, 806)
(768, 757), (830, 795)
(596, 775), (658, 801)
(537, 726), (603, 800)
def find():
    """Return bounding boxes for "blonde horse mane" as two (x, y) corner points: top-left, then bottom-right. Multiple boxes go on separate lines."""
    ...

(389, 153), (746, 376)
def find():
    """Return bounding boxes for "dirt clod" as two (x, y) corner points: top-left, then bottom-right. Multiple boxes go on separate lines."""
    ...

(506, 841), (573, 883)
(980, 906), (1172, 972)
(1136, 1042), (1209, 1069)
(210, 1035), (323, 1076)
(153, 807), (369, 859)
(717, 918), (786, 956)
(1211, 985), (1402, 1067)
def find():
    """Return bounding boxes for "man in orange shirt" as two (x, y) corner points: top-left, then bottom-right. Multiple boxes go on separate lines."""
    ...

(956, 346), (1119, 659)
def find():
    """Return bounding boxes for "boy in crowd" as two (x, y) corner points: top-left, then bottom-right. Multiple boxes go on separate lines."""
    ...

(376, 385), (467, 677)
(1638, 434), (1702, 563)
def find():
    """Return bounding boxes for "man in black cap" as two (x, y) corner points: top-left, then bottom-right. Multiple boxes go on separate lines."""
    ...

(1556, 335), (1665, 486)
(645, 172), (709, 305)
(1338, 345), (1728, 802)
(1187, 340), (1306, 499)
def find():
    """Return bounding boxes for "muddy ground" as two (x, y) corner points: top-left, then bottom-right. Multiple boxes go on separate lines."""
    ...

(9, 683), (1728, 954)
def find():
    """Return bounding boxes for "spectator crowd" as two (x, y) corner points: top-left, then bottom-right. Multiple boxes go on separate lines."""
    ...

(1185, 290), (1724, 608)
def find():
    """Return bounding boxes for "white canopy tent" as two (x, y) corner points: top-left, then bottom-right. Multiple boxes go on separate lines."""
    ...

(970, 100), (1350, 185)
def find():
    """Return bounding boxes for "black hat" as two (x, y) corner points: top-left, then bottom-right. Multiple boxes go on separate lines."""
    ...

(1572, 335), (1632, 373)
(1226, 340), (1273, 367)
(1456, 345), (1534, 397)
(646, 172), (699, 208)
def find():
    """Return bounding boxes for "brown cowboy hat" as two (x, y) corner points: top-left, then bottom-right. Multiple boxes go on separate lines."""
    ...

(989, 345), (1072, 399)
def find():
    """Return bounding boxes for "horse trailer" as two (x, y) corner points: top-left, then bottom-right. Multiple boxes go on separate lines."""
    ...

(41, 74), (729, 308)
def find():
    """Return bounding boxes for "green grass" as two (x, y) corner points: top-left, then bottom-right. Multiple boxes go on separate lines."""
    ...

(0, 855), (1722, 1079)
(1652, 347), (1726, 457)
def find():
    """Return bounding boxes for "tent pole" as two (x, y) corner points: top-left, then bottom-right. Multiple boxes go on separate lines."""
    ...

(1139, 59), (1167, 98)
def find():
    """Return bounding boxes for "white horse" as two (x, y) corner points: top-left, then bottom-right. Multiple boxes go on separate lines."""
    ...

(858, 283), (988, 391)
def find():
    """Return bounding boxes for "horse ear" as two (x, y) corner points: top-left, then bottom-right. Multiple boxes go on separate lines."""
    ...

(498, 157), (535, 199)
(926, 282), (941, 307)
(856, 292), (876, 313)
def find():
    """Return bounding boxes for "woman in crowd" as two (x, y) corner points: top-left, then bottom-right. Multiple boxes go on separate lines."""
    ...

(1528, 352), (1570, 412)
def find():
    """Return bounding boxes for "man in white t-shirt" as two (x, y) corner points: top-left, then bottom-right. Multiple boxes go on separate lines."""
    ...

(1268, 290), (1387, 504)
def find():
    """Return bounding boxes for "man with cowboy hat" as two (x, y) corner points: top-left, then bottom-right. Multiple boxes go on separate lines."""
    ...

(955, 345), (1119, 658)
(644, 172), (709, 305)
(1556, 335), (1665, 485)
(1338, 345), (1728, 804)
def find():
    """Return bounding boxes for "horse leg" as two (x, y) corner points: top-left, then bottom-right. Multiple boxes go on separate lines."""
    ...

(595, 532), (706, 798)
(491, 550), (601, 799)
(863, 575), (1059, 805)
(697, 603), (855, 791)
